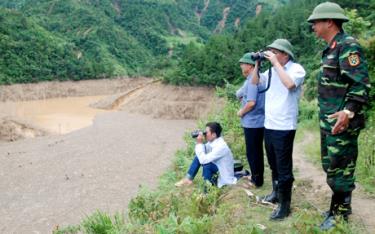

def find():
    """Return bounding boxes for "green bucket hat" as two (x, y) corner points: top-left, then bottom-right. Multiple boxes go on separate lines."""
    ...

(267, 39), (294, 60)
(238, 53), (255, 65)
(307, 2), (349, 23)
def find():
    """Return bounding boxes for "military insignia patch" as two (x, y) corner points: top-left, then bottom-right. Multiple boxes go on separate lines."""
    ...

(348, 53), (360, 67)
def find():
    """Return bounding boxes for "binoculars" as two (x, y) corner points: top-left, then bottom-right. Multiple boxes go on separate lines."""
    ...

(191, 130), (207, 138)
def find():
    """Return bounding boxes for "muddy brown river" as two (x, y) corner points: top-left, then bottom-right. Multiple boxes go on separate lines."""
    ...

(0, 79), (220, 233)
(1, 96), (108, 134)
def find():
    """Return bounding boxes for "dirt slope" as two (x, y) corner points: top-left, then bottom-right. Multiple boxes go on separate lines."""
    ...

(0, 78), (219, 233)
(294, 132), (375, 233)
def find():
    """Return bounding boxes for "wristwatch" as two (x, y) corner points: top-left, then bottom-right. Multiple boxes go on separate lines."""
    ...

(343, 109), (355, 119)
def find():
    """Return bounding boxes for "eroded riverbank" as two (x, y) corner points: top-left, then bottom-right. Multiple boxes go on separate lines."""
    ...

(0, 78), (221, 233)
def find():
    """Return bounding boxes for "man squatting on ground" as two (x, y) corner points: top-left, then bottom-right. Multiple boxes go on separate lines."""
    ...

(252, 39), (306, 220)
(175, 122), (237, 188)
(307, 2), (371, 230)
(236, 53), (265, 188)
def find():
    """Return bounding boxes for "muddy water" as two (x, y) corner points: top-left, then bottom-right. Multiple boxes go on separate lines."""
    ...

(1, 96), (108, 134)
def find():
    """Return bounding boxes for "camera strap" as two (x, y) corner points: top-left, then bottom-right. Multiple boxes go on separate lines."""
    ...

(258, 67), (272, 93)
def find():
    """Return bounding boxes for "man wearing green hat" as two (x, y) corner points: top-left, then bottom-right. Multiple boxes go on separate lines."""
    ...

(307, 1), (370, 230)
(236, 53), (265, 188)
(252, 39), (306, 220)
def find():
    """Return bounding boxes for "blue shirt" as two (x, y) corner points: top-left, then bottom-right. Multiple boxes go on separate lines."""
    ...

(237, 76), (265, 128)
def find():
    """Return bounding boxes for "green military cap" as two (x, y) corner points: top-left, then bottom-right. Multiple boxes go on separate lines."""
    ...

(307, 2), (349, 23)
(239, 53), (256, 65)
(267, 39), (294, 60)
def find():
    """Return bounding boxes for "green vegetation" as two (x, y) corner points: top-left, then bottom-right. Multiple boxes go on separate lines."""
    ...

(165, 0), (375, 89)
(54, 95), (368, 233)
(163, 0), (375, 195)
(0, 0), (264, 84)
(2, 0), (374, 233)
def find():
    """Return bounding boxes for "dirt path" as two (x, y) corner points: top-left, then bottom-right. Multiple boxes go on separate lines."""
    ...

(294, 132), (375, 233)
(0, 78), (221, 233)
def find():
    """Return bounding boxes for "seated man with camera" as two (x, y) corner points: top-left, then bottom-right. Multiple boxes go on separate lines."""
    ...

(175, 122), (237, 188)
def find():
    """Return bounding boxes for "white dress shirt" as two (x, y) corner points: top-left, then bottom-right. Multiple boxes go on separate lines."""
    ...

(195, 137), (237, 188)
(260, 61), (305, 130)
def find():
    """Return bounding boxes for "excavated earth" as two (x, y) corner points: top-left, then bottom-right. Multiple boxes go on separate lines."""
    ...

(0, 78), (373, 233)
(0, 78), (221, 233)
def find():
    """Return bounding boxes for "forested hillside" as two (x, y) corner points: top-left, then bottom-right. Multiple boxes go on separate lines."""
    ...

(0, 0), (272, 84)
(166, 0), (374, 89)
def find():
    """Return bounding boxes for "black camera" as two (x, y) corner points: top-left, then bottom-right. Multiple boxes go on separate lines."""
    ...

(250, 51), (266, 61)
(191, 130), (207, 138)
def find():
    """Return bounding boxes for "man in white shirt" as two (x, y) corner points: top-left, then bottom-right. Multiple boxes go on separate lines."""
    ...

(252, 39), (306, 220)
(175, 122), (237, 188)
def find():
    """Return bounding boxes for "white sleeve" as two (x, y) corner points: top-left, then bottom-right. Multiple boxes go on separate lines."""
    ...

(290, 64), (305, 88)
(195, 143), (229, 164)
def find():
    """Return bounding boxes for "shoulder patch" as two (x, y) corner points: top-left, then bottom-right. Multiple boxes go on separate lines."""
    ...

(343, 37), (358, 45)
(348, 53), (360, 67)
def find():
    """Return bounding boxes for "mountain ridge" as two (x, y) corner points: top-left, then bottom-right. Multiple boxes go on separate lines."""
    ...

(0, 0), (266, 84)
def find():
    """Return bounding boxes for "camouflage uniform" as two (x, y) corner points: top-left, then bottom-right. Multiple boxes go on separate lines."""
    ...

(309, 1), (371, 229)
(318, 31), (370, 194)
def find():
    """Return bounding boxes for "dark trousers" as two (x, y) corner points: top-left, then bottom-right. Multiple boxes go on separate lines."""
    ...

(186, 156), (219, 185)
(243, 127), (264, 186)
(264, 129), (296, 192)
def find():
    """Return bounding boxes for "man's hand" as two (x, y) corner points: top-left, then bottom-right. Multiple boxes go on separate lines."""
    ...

(251, 60), (261, 85)
(237, 109), (243, 117)
(328, 111), (350, 135)
(264, 50), (280, 66)
(196, 132), (204, 144)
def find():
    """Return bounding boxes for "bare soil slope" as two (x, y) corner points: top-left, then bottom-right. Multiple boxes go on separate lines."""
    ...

(0, 78), (219, 233)
(294, 132), (375, 233)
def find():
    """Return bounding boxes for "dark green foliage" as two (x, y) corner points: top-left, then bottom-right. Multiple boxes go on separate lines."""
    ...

(168, 0), (374, 98)
(166, 0), (317, 86)
(0, 8), (84, 83)
(0, 0), (258, 84)
(364, 37), (375, 109)
(165, 35), (244, 86)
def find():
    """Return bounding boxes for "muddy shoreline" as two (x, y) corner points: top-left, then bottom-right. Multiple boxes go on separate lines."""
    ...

(0, 78), (220, 233)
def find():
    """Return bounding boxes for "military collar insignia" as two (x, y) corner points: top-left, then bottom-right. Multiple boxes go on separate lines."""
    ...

(330, 41), (337, 49)
(348, 53), (360, 67)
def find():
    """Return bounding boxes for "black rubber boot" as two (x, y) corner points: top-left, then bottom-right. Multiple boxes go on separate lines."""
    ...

(322, 193), (338, 219)
(337, 192), (352, 221)
(322, 193), (352, 219)
(262, 180), (278, 204)
(270, 189), (291, 220)
(320, 192), (352, 231)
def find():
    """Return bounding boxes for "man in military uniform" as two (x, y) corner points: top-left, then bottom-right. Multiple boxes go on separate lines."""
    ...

(307, 2), (371, 230)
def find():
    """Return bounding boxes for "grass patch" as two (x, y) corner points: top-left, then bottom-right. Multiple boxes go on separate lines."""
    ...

(55, 96), (372, 233)
(356, 110), (375, 195)
(299, 102), (375, 196)
(163, 33), (203, 48)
